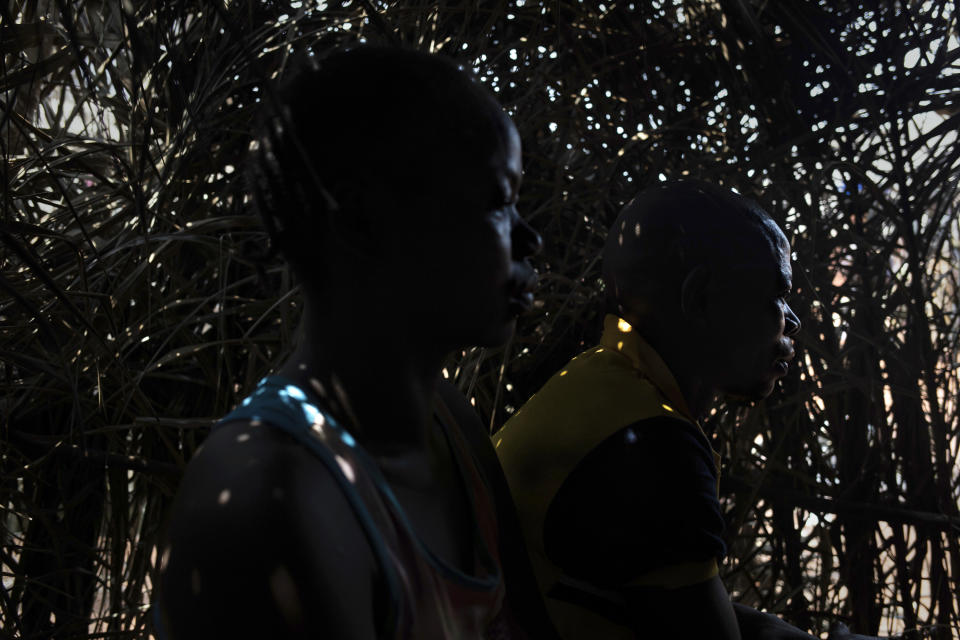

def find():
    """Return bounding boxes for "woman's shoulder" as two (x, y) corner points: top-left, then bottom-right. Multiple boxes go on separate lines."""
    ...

(158, 419), (379, 638)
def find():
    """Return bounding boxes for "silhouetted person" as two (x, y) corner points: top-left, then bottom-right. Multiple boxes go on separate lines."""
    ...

(155, 46), (554, 639)
(497, 181), (878, 639)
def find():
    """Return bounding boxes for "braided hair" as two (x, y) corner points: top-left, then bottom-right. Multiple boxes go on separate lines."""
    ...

(246, 46), (508, 284)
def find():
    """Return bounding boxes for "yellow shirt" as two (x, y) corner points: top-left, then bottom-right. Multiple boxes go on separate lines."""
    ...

(495, 315), (721, 639)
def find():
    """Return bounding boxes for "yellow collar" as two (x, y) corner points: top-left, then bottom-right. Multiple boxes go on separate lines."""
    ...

(600, 314), (698, 424)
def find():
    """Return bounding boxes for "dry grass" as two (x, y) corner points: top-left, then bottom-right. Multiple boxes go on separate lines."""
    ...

(1, 1), (957, 637)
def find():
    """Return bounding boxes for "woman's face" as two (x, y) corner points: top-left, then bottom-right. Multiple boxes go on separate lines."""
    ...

(382, 116), (542, 351)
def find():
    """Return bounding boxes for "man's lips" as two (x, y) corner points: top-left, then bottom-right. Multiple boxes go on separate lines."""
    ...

(507, 271), (538, 312)
(508, 290), (535, 312)
(773, 346), (796, 376)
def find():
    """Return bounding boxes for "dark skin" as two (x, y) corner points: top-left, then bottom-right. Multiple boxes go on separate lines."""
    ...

(595, 208), (881, 639)
(159, 115), (555, 638)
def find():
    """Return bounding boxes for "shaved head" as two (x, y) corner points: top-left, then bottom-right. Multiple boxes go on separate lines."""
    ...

(602, 180), (788, 325)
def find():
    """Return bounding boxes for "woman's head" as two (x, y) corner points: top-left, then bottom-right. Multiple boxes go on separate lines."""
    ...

(248, 46), (541, 349)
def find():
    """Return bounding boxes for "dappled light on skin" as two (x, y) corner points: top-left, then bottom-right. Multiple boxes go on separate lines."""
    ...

(269, 565), (304, 627)
(160, 546), (171, 573)
(309, 377), (326, 397)
(335, 455), (356, 483)
(310, 413), (326, 437)
(618, 318), (633, 333)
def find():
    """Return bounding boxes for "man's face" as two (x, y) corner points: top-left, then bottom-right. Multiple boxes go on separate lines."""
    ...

(703, 224), (801, 400)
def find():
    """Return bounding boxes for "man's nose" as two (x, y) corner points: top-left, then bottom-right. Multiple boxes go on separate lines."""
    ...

(513, 214), (543, 259)
(784, 305), (801, 336)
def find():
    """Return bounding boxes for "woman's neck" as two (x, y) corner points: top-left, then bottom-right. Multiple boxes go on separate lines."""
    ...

(275, 299), (446, 455)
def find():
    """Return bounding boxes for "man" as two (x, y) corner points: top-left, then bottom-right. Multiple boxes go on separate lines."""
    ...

(496, 181), (870, 639)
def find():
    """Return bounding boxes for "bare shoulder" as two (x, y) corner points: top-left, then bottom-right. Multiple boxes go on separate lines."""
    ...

(158, 420), (379, 640)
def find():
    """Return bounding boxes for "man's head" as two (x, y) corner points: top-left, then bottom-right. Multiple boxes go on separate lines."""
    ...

(602, 180), (800, 401)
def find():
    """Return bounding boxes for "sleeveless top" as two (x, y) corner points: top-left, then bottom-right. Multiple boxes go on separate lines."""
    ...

(220, 375), (512, 639)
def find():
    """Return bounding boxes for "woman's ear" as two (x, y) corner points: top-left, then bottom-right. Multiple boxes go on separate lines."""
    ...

(680, 265), (711, 328)
(325, 182), (387, 261)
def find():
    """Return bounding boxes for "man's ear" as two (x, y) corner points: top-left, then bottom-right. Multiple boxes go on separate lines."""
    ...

(680, 265), (711, 327)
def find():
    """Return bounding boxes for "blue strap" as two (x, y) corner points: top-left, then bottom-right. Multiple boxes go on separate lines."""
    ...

(216, 376), (403, 638)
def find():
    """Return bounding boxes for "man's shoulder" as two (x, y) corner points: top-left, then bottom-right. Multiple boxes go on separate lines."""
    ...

(544, 415), (726, 586)
(496, 346), (677, 464)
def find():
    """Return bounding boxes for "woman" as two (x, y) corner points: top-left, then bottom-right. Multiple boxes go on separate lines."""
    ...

(156, 46), (549, 639)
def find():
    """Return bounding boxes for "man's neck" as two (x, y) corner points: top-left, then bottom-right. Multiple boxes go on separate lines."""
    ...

(638, 328), (716, 422)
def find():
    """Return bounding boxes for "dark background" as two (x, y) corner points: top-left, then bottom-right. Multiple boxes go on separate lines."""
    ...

(1, 1), (958, 637)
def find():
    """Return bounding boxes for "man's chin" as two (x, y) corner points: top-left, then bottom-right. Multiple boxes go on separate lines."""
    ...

(723, 380), (777, 404)
(472, 318), (518, 349)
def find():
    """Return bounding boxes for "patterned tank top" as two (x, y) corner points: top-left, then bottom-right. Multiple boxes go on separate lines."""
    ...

(218, 375), (514, 639)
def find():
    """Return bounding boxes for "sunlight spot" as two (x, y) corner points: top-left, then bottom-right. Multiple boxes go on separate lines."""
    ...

(270, 565), (304, 627)
(218, 489), (231, 505)
(661, 403), (674, 413)
(302, 402), (321, 425)
(559, 370), (568, 376)
(309, 377), (326, 397)
(495, 438), (503, 448)
(160, 546), (171, 572)
(340, 431), (356, 447)
(618, 232), (624, 246)
(191, 569), (201, 594)
(618, 318), (633, 333)
(335, 455), (356, 483)
(634, 222), (642, 237)
(298, 362), (307, 371)
(250, 418), (262, 427)
(617, 341), (624, 349)
(283, 384), (305, 401)
(624, 428), (638, 444)
(310, 412), (326, 435)
(236, 433), (250, 443)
